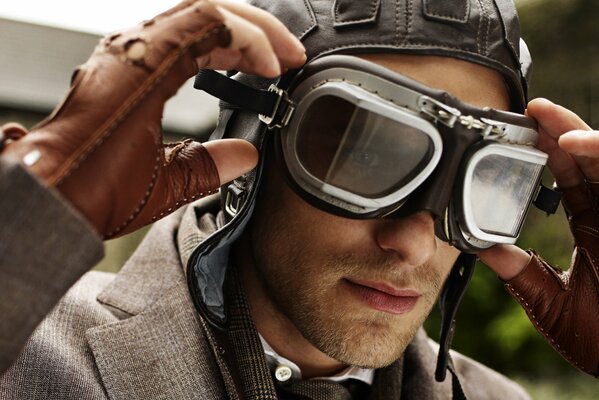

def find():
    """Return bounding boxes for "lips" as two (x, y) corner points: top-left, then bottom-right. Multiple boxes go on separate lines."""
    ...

(344, 278), (421, 315)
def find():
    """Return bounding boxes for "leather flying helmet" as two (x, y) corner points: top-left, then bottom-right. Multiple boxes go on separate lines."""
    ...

(191, 0), (553, 395)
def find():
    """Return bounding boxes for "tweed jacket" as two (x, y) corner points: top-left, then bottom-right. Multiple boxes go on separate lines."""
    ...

(0, 159), (530, 399)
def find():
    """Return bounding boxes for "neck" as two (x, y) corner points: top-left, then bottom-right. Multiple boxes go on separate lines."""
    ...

(232, 234), (346, 379)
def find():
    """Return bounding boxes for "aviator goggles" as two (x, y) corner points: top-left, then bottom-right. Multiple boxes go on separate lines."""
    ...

(195, 56), (560, 252)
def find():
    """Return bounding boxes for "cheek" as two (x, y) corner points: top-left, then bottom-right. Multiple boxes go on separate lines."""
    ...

(276, 178), (373, 248)
(431, 239), (461, 278)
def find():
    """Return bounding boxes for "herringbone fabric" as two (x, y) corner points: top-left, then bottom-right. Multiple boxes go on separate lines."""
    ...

(225, 270), (279, 399)
(277, 379), (353, 400)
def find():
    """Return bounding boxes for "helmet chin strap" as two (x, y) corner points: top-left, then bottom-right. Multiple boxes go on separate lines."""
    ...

(435, 253), (477, 399)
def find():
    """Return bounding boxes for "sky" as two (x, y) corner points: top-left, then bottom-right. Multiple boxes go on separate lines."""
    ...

(0, 1), (187, 34)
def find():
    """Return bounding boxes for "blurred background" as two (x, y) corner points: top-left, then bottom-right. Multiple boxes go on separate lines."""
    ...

(1, 0), (597, 398)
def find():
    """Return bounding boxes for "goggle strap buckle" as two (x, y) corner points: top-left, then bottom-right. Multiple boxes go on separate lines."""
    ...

(258, 85), (296, 129)
(418, 96), (461, 127)
(224, 183), (246, 218)
(194, 69), (294, 129)
(533, 183), (562, 215)
(419, 96), (529, 143)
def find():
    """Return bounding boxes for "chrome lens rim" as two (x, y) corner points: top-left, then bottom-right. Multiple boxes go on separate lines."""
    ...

(282, 81), (443, 213)
(460, 142), (547, 243)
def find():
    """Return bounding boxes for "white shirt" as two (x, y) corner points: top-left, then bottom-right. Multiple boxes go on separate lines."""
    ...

(259, 334), (375, 385)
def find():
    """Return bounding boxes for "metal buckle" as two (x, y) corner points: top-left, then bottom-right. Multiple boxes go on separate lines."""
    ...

(418, 96), (461, 127)
(224, 184), (245, 218)
(258, 84), (295, 129)
(418, 97), (511, 140)
(457, 116), (508, 138)
(479, 118), (507, 138)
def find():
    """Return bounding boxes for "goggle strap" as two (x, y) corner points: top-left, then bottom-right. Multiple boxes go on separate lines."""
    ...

(194, 69), (281, 121)
(533, 183), (562, 215)
(435, 254), (476, 383)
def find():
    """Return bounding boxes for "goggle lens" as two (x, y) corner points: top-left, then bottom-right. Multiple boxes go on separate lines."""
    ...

(469, 154), (544, 236)
(296, 95), (435, 198)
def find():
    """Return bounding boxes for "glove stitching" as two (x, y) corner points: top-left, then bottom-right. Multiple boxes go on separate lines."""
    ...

(504, 283), (586, 371)
(506, 258), (594, 375)
(104, 148), (161, 239)
(576, 248), (599, 291)
(575, 224), (599, 238)
(53, 23), (226, 187)
(145, 141), (219, 224)
(149, 188), (218, 223)
(68, 25), (225, 238)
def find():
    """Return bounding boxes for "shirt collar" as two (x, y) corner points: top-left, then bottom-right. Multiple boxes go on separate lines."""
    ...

(259, 334), (375, 385)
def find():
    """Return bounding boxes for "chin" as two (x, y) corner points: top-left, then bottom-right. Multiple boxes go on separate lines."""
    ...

(323, 332), (413, 368)
(303, 315), (423, 368)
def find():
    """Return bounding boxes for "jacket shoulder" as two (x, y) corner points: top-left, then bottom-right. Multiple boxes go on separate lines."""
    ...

(0, 271), (117, 399)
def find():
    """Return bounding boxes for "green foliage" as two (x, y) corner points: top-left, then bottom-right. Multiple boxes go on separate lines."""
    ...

(518, 0), (598, 128)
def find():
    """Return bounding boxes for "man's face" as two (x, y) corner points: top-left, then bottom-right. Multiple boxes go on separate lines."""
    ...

(238, 55), (510, 368)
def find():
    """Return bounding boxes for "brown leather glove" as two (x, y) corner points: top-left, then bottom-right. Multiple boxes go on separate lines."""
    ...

(0, 0), (230, 239)
(504, 181), (599, 377)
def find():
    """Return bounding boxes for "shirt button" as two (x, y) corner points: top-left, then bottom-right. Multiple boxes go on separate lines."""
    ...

(275, 365), (293, 382)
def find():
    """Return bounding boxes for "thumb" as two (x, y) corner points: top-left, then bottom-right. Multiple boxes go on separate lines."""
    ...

(478, 244), (532, 281)
(203, 139), (259, 184)
(114, 138), (258, 237)
(160, 138), (258, 202)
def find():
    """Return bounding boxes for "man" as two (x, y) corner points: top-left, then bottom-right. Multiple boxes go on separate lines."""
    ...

(0, 0), (597, 399)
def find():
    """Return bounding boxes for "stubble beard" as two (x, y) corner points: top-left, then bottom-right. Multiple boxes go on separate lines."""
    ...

(249, 217), (444, 369)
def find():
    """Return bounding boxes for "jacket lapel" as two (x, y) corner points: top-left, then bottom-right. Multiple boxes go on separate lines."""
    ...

(86, 281), (226, 400)
(400, 329), (452, 399)
(85, 208), (227, 400)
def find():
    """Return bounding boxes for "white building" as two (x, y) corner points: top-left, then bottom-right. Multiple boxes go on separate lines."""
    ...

(0, 17), (219, 138)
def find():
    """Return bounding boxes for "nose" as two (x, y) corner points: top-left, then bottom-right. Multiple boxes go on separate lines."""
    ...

(374, 211), (437, 266)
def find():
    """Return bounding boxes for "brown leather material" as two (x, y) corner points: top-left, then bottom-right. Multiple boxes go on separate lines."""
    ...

(1, 0), (227, 238)
(505, 180), (599, 377)
(0, 123), (28, 151)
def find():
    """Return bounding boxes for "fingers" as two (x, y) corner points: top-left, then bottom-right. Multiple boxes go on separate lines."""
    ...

(559, 130), (599, 156)
(203, 139), (259, 184)
(159, 139), (258, 205)
(527, 98), (594, 188)
(558, 131), (599, 183)
(198, 0), (306, 77)
(115, 139), (258, 236)
(479, 244), (532, 281)
(211, 0), (306, 68)
(164, 138), (258, 191)
(527, 98), (591, 139)
(212, 8), (281, 77)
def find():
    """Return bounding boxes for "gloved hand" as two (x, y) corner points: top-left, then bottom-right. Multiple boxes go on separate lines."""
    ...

(480, 98), (599, 377)
(0, 0), (305, 239)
